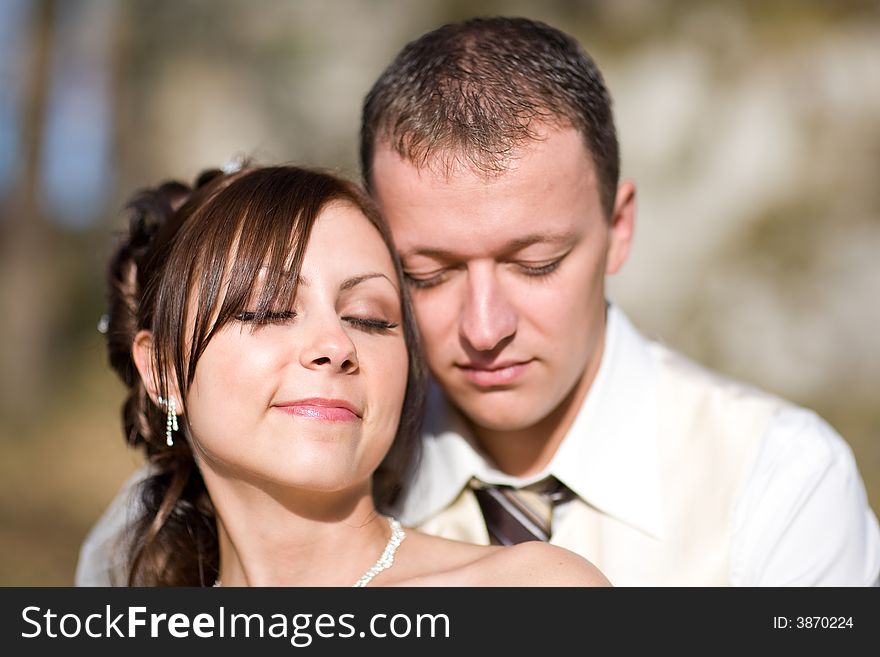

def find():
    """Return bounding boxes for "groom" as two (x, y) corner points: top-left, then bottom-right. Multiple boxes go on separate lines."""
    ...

(78, 16), (879, 585)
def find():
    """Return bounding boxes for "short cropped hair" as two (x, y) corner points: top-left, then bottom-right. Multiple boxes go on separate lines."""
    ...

(361, 16), (620, 217)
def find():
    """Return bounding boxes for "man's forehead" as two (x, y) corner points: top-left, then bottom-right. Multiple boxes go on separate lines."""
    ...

(371, 141), (506, 192)
(370, 123), (591, 187)
(370, 126), (602, 263)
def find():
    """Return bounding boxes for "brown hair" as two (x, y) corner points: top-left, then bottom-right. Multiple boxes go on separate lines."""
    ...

(104, 165), (425, 586)
(360, 16), (620, 218)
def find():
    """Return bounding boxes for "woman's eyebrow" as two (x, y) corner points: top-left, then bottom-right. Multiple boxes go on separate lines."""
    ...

(340, 272), (397, 291)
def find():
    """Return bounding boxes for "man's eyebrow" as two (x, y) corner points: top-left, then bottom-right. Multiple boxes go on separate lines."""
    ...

(501, 232), (577, 252)
(340, 272), (397, 291)
(402, 232), (577, 259)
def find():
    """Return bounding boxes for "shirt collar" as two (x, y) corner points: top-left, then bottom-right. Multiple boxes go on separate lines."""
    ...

(399, 303), (665, 539)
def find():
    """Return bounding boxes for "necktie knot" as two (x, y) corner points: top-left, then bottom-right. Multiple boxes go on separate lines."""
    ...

(470, 476), (573, 545)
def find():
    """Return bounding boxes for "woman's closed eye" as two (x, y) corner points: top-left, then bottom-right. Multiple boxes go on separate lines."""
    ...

(235, 310), (297, 325)
(343, 316), (399, 333)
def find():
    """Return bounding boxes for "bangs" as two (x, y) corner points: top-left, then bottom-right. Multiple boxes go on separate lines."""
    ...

(172, 168), (341, 389)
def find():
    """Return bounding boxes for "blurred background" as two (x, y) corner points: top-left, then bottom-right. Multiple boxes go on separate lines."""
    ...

(1, 0), (877, 585)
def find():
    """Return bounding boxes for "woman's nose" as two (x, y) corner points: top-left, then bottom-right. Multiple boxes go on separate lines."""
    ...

(298, 316), (359, 374)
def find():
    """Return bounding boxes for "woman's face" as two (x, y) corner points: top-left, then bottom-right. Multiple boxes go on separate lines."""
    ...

(184, 202), (408, 496)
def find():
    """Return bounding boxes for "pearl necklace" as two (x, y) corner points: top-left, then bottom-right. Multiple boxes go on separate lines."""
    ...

(352, 518), (406, 587)
(213, 516), (406, 588)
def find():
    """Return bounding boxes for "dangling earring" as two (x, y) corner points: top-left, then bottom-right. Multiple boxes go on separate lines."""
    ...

(158, 395), (179, 446)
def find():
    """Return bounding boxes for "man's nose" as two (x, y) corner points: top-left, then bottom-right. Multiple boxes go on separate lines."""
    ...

(458, 264), (517, 353)
(299, 314), (359, 373)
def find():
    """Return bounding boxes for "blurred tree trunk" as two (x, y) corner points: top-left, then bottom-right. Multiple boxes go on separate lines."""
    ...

(0, 0), (56, 420)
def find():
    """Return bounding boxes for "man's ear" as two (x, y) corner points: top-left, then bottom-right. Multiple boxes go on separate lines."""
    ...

(606, 179), (636, 275)
(132, 330), (185, 413)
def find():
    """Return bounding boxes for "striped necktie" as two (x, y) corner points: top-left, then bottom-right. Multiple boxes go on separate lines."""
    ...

(470, 477), (574, 545)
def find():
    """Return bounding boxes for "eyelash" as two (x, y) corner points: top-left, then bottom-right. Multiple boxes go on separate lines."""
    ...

(234, 311), (397, 333)
(518, 259), (564, 277)
(235, 311), (296, 325)
(404, 272), (447, 289)
(342, 317), (399, 333)
(404, 256), (565, 288)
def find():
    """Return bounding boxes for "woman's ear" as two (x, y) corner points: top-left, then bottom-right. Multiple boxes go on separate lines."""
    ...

(132, 330), (185, 413)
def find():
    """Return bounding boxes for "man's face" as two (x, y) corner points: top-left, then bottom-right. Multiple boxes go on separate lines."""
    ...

(371, 125), (634, 435)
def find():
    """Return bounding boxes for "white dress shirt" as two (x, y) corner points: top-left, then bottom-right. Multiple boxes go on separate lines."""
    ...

(398, 304), (880, 586)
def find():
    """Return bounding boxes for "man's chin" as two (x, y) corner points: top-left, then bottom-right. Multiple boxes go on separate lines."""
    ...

(452, 392), (555, 435)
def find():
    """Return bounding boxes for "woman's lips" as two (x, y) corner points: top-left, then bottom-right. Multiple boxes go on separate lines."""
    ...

(275, 398), (361, 422)
(457, 360), (532, 387)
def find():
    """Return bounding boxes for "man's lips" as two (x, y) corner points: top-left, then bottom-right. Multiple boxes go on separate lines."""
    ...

(274, 398), (362, 422)
(456, 360), (533, 387)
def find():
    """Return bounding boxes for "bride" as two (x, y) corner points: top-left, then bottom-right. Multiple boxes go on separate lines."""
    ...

(103, 164), (609, 587)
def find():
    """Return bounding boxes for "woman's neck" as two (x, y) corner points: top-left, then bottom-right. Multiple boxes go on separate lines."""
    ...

(207, 476), (391, 587)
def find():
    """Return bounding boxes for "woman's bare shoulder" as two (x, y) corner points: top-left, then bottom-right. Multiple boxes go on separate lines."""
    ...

(390, 532), (610, 587)
(470, 541), (611, 587)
